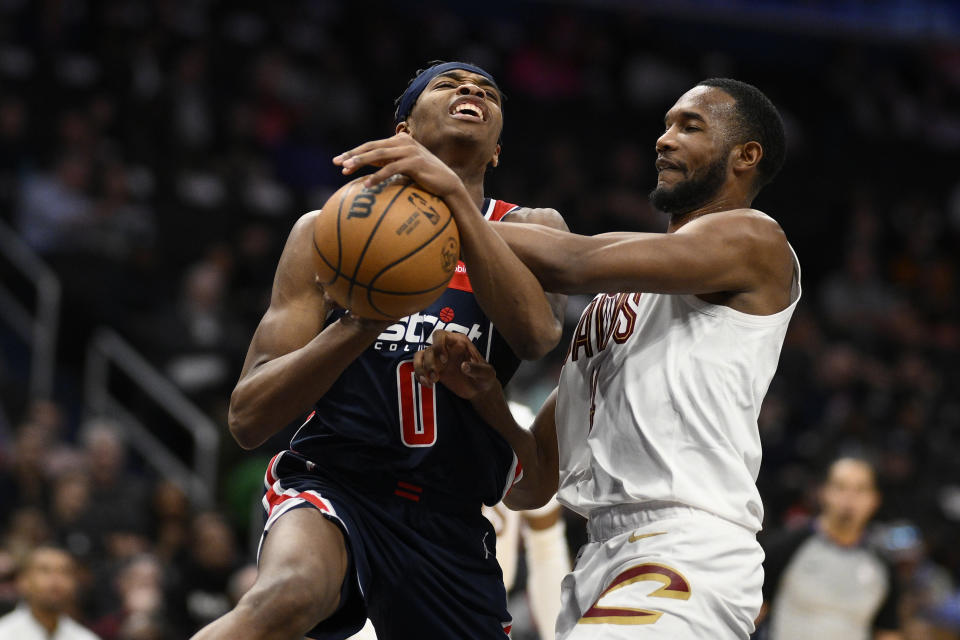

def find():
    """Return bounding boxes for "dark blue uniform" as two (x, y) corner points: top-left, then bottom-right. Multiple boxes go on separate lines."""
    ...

(261, 199), (524, 640)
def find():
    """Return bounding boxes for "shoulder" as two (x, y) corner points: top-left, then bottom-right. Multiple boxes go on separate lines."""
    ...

(501, 206), (569, 231)
(687, 208), (792, 276)
(279, 210), (323, 261)
(292, 210), (321, 236)
(62, 616), (101, 640)
(684, 208), (785, 242)
(0, 608), (29, 631)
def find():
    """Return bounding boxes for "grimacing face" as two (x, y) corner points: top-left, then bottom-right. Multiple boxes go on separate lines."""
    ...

(399, 70), (502, 167)
(821, 459), (880, 531)
(650, 86), (738, 216)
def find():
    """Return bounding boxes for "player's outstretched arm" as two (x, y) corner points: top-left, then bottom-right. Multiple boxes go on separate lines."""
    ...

(494, 209), (793, 311)
(414, 331), (559, 509)
(334, 134), (563, 359)
(228, 212), (389, 449)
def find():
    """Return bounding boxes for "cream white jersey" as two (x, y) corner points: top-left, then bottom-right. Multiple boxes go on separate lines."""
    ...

(556, 247), (800, 532)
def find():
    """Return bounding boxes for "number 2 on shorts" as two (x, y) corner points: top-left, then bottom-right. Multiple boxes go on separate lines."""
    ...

(579, 562), (691, 626)
(396, 360), (437, 447)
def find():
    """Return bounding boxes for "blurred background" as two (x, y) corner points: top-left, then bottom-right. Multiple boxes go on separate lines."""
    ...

(1, 0), (960, 638)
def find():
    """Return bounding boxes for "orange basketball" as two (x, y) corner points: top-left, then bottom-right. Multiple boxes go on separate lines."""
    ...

(313, 176), (460, 320)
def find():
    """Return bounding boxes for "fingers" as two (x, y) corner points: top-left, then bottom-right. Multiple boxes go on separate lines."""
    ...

(360, 159), (415, 189)
(414, 333), (449, 387)
(333, 134), (417, 174)
(413, 347), (437, 387)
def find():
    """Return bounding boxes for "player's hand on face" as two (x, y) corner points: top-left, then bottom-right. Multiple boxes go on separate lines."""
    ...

(414, 330), (496, 399)
(333, 133), (466, 200)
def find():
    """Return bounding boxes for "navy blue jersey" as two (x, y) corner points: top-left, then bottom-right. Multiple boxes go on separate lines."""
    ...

(290, 198), (524, 507)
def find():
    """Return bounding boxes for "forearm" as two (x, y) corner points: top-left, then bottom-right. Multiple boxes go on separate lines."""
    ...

(471, 384), (559, 509)
(228, 320), (380, 449)
(446, 189), (561, 359)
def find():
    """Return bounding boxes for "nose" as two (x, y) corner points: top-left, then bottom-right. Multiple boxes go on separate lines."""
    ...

(457, 82), (487, 100)
(656, 126), (678, 154)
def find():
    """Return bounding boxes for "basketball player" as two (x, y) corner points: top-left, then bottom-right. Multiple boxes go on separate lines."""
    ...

(402, 79), (799, 638)
(191, 62), (566, 640)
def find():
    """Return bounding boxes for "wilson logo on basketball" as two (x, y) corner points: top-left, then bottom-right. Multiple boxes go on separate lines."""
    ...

(346, 182), (388, 219)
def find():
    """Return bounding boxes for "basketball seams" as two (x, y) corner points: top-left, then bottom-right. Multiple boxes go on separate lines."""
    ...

(346, 180), (414, 309)
(364, 281), (451, 320)
(312, 181), (356, 288)
(312, 234), (339, 284)
(366, 208), (457, 317)
(366, 209), (455, 291)
(313, 178), (458, 319)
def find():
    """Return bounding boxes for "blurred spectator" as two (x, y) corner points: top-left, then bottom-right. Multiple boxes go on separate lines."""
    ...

(49, 469), (96, 561)
(149, 481), (191, 565)
(16, 153), (94, 255)
(79, 420), (149, 548)
(820, 247), (898, 336)
(0, 545), (100, 639)
(760, 458), (902, 640)
(91, 553), (169, 640)
(171, 511), (240, 633)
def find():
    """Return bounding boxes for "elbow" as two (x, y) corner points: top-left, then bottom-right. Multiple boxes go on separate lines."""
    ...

(504, 487), (554, 511)
(513, 320), (563, 360)
(228, 391), (264, 450)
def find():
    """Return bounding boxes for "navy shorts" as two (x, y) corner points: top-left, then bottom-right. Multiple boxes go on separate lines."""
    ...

(260, 450), (513, 640)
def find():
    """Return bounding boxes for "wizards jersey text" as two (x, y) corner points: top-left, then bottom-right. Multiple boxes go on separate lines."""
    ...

(289, 198), (524, 507)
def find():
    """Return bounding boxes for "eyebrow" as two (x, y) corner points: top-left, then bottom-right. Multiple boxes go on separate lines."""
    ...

(434, 71), (501, 96)
(664, 110), (707, 125)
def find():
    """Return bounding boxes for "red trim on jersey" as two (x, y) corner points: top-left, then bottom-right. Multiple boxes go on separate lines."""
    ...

(447, 199), (519, 293)
(266, 489), (331, 516)
(265, 452), (282, 486)
(512, 461), (524, 485)
(489, 199), (519, 222)
(397, 481), (423, 493)
(502, 623), (513, 635)
(394, 489), (421, 502)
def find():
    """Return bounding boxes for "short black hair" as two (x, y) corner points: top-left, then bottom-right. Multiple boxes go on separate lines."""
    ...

(697, 78), (786, 192)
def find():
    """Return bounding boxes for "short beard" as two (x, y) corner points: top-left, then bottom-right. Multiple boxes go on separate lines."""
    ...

(649, 153), (728, 218)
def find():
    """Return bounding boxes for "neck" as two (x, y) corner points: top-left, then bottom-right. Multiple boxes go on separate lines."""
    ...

(818, 515), (864, 547)
(667, 193), (750, 232)
(425, 140), (488, 209)
(29, 603), (60, 635)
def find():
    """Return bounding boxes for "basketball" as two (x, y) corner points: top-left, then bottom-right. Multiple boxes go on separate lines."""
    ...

(313, 175), (460, 320)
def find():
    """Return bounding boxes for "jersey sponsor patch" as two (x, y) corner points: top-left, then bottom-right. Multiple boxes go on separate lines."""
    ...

(374, 309), (484, 352)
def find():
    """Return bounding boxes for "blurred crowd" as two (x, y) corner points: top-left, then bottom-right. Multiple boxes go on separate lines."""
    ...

(1, 1), (960, 638)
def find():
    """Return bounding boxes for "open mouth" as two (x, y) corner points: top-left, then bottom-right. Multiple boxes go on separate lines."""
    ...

(449, 100), (485, 122)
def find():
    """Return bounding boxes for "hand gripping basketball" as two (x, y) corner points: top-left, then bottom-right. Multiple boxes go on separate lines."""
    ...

(414, 330), (497, 400)
(313, 175), (460, 320)
(334, 133), (465, 199)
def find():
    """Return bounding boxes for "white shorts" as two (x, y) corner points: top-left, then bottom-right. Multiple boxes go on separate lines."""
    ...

(557, 502), (763, 639)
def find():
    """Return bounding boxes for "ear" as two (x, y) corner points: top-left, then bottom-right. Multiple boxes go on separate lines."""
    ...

(489, 143), (501, 168)
(731, 141), (762, 175)
(396, 121), (410, 135)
